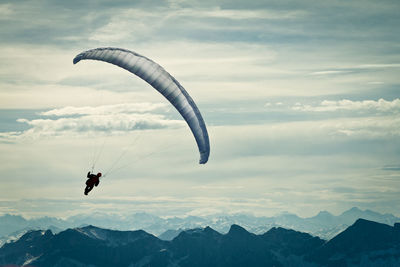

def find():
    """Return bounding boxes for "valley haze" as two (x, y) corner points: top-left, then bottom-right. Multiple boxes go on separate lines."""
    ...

(1, 207), (399, 244)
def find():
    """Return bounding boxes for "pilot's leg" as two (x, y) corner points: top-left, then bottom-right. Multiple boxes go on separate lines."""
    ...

(84, 185), (93, 195)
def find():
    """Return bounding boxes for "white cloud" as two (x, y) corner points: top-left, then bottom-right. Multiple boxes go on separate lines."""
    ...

(0, 132), (21, 142)
(171, 7), (306, 20)
(293, 98), (400, 113)
(357, 63), (400, 69)
(1, 104), (184, 142)
(327, 116), (400, 138)
(18, 113), (180, 136)
(309, 63), (400, 76)
(40, 103), (168, 116)
(285, 99), (400, 138)
(310, 70), (352, 75)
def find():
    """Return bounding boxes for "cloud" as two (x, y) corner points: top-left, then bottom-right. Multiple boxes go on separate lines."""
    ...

(169, 7), (306, 20)
(310, 70), (353, 76)
(309, 64), (400, 76)
(326, 116), (400, 138)
(0, 132), (21, 142)
(89, 6), (306, 43)
(357, 64), (400, 69)
(292, 98), (400, 113)
(1, 104), (184, 141)
(382, 165), (400, 171)
(40, 103), (169, 116)
(18, 114), (182, 136)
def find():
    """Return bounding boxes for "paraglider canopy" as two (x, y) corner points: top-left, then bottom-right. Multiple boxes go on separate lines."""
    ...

(73, 47), (210, 164)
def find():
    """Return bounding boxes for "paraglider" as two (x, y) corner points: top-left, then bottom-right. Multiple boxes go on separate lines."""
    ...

(84, 172), (101, 195)
(73, 47), (210, 164)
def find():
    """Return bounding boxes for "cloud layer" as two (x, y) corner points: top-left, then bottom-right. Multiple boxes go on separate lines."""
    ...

(293, 98), (400, 113)
(1, 103), (184, 141)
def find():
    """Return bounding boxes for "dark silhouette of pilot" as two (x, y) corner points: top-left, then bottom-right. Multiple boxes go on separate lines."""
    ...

(84, 172), (101, 195)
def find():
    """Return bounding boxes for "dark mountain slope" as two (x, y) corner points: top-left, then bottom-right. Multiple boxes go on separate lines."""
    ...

(0, 226), (167, 267)
(0, 224), (323, 266)
(168, 224), (282, 267)
(308, 219), (400, 266)
(262, 227), (325, 256)
(0, 229), (53, 266)
(1, 219), (399, 266)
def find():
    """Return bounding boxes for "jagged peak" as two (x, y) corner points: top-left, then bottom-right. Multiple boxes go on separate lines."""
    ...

(227, 224), (249, 236)
(18, 229), (53, 243)
(204, 226), (217, 233)
(174, 226), (221, 240)
(263, 226), (318, 240)
(174, 228), (201, 240)
(266, 226), (292, 233)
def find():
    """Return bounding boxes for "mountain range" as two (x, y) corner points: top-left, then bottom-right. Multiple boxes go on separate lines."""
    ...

(0, 219), (399, 266)
(1, 207), (399, 245)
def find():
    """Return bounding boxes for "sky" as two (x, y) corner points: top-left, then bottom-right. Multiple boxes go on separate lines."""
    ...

(0, 0), (399, 219)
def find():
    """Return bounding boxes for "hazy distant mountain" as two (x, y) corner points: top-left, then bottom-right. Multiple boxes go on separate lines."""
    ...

(1, 219), (399, 266)
(339, 207), (399, 225)
(0, 214), (28, 237)
(1, 207), (399, 243)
